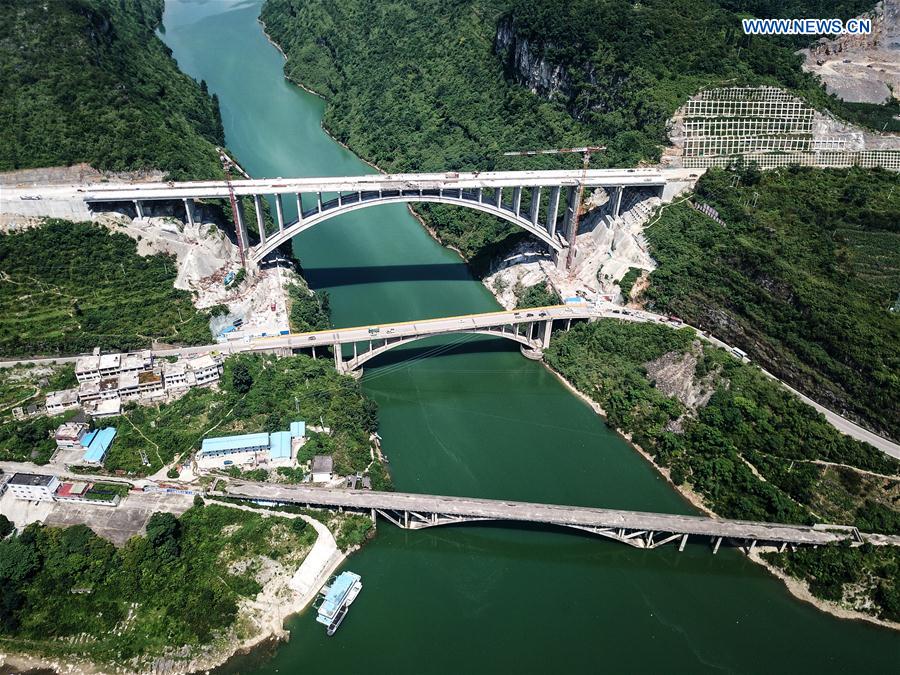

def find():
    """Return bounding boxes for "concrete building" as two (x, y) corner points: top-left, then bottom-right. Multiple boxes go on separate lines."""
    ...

(80, 427), (117, 465)
(46, 388), (79, 415)
(162, 361), (189, 390)
(117, 371), (140, 400)
(311, 455), (334, 483)
(138, 370), (164, 397)
(54, 481), (90, 503)
(55, 422), (89, 450)
(6, 473), (60, 502)
(187, 354), (222, 387)
(76, 348), (153, 383)
(83, 398), (121, 419)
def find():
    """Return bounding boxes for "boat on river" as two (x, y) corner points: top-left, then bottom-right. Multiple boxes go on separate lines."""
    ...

(314, 571), (362, 636)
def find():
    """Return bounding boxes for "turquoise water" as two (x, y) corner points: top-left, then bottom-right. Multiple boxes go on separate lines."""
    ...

(159, 1), (900, 672)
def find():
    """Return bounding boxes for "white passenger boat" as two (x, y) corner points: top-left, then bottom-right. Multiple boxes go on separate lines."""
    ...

(315, 571), (362, 636)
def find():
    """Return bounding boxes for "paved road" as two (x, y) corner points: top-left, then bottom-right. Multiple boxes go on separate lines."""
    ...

(2, 302), (897, 459)
(223, 482), (877, 547)
(3, 168), (700, 203)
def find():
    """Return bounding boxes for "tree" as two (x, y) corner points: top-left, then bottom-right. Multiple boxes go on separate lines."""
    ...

(0, 515), (12, 539)
(231, 360), (253, 394)
(145, 512), (181, 558)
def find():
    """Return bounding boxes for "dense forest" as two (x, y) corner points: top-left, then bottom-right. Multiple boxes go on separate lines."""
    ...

(0, 221), (217, 357)
(643, 166), (900, 440)
(0, 504), (316, 665)
(0, 0), (224, 179)
(544, 320), (900, 620)
(260, 0), (898, 261)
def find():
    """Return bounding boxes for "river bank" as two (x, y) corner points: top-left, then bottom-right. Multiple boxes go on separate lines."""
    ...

(249, 11), (900, 636)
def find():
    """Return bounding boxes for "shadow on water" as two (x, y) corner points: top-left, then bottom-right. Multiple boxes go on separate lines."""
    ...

(353, 334), (519, 371)
(303, 262), (478, 288)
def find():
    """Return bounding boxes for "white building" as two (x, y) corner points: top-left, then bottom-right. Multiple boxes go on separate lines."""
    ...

(55, 422), (89, 450)
(196, 422), (306, 471)
(76, 348), (153, 383)
(187, 355), (222, 387)
(6, 473), (60, 502)
(83, 398), (121, 419)
(162, 362), (189, 390)
(46, 388), (79, 415)
(311, 455), (334, 483)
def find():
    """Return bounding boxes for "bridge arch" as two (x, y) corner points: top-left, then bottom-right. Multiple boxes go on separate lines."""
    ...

(250, 191), (565, 264)
(338, 326), (543, 372)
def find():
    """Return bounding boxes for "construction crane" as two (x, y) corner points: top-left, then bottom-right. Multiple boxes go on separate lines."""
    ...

(503, 146), (605, 268)
(218, 148), (246, 267)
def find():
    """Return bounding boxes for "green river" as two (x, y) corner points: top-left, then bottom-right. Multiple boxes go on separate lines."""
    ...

(160, 1), (898, 672)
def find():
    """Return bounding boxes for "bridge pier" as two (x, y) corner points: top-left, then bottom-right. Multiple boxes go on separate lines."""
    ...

(613, 186), (624, 218)
(182, 198), (195, 226)
(520, 344), (543, 361)
(133, 200), (144, 219)
(253, 195), (266, 244)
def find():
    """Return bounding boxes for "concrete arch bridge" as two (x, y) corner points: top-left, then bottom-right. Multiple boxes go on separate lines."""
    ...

(65, 168), (697, 270)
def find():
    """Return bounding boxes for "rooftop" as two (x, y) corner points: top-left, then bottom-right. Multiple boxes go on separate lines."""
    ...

(99, 354), (121, 370)
(55, 422), (88, 440)
(9, 473), (56, 487)
(318, 571), (361, 619)
(290, 421), (306, 439)
(200, 432), (270, 455)
(82, 427), (117, 463)
(118, 371), (139, 388)
(311, 455), (334, 474)
(46, 388), (78, 405)
(269, 431), (292, 460)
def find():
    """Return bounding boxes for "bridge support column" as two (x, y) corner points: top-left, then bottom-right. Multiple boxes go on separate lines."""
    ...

(547, 186), (561, 238)
(233, 198), (249, 266)
(182, 198), (195, 227)
(713, 536), (722, 554)
(561, 186), (577, 262)
(678, 534), (688, 552)
(333, 346), (343, 373)
(133, 200), (144, 219)
(529, 186), (541, 226)
(253, 195), (266, 244)
(295, 194), (303, 225)
(494, 187), (503, 208)
(613, 186), (624, 218)
(275, 194), (285, 232)
(316, 192), (323, 212)
(513, 187), (522, 216)
(542, 319), (553, 349)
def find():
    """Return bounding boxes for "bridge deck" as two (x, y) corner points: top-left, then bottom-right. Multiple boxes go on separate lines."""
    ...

(224, 482), (856, 546)
(58, 168), (697, 202)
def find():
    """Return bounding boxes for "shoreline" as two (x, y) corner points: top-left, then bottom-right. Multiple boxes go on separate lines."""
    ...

(256, 20), (900, 634)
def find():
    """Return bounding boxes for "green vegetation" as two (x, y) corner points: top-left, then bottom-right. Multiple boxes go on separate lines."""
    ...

(617, 268), (642, 302)
(260, 0), (898, 263)
(544, 319), (900, 619)
(514, 281), (562, 309)
(644, 167), (900, 440)
(287, 281), (331, 333)
(334, 514), (374, 551)
(0, 414), (68, 465)
(0, 503), (315, 665)
(0, 364), (75, 418)
(0, 0), (223, 179)
(83, 482), (130, 502)
(0, 221), (216, 357)
(545, 321), (899, 524)
(0, 514), (12, 540)
(763, 545), (900, 624)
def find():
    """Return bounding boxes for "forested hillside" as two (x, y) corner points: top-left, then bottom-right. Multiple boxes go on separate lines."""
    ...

(643, 166), (900, 441)
(544, 320), (900, 622)
(260, 0), (897, 261)
(0, 0), (224, 179)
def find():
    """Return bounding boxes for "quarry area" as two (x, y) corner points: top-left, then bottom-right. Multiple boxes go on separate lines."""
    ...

(483, 186), (663, 307)
(801, 0), (899, 105)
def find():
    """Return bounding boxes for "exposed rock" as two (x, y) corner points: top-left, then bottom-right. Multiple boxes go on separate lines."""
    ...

(644, 340), (723, 419)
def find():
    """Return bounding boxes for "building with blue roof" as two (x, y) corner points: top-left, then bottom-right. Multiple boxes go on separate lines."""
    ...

(196, 422), (306, 471)
(82, 427), (116, 465)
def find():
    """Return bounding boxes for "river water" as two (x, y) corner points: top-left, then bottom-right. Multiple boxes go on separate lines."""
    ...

(160, 1), (898, 672)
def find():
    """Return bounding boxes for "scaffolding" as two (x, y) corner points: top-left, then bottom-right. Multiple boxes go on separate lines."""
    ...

(678, 86), (899, 171)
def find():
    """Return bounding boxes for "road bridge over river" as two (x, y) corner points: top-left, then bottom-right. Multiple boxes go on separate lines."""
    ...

(4, 168), (698, 270)
(222, 482), (895, 552)
(2, 302), (898, 457)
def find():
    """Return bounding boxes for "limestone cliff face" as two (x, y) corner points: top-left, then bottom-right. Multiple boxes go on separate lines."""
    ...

(494, 16), (573, 103)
